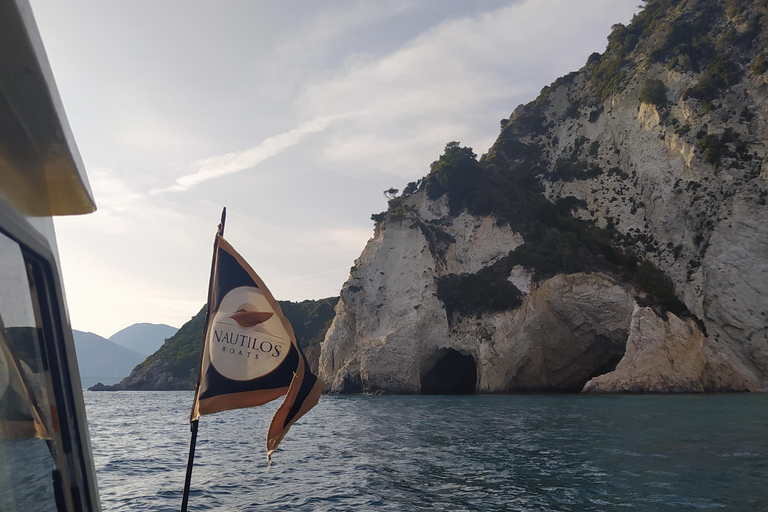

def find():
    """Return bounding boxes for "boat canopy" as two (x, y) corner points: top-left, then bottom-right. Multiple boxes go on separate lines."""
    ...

(0, 0), (96, 217)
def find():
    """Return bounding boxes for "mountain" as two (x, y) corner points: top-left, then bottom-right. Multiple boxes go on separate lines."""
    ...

(109, 323), (178, 356)
(72, 330), (147, 388)
(105, 297), (339, 390)
(320, 0), (768, 394)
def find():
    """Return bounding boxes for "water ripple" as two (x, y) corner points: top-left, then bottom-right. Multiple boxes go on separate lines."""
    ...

(83, 392), (768, 511)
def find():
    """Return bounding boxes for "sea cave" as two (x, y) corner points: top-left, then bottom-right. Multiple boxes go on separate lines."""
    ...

(421, 349), (477, 394)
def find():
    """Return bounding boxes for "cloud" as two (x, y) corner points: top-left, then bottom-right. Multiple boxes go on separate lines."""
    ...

(296, 0), (638, 176)
(87, 168), (144, 210)
(294, 3), (537, 121)
(272, 1), (412, 63)
(150, 115), (343, 194)
(150, 0), (639, 192)
(322, 123), (468, 178)
(53, 172), (214, 335)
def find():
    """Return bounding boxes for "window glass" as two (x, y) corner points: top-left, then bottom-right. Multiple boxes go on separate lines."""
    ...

(0, 231), (59, 512)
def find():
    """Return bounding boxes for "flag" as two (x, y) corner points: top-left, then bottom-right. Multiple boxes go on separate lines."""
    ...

(191, 234), (323, 459)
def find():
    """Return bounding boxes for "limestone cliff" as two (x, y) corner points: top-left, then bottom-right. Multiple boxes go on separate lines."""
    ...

(320, 0), (768, 394)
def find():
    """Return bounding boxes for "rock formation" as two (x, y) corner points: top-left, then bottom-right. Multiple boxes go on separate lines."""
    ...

(583, 305), (750, 393)
(320, 0), (768, 394)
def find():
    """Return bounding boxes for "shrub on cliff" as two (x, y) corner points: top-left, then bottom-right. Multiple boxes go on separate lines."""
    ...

(634, 260), (688, 316)
(752, 52), (768, 75)
(548, 158), (603, 182)
(426, 141), (543, 221)
(437, 258), (523, 319)
(424, 142), (484, 214)
(639, 78), (668, 106)
(683, 56), (741, 109)
(420, 138), (687, 318)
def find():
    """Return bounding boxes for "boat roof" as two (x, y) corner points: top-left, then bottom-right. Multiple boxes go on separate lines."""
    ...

(0, 0), (96, 217)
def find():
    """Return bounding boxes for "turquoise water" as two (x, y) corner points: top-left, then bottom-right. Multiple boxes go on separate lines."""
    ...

(83, 392), (768, 511)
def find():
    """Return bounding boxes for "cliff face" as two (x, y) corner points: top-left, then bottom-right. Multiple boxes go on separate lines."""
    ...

(320, 0), (768, 393)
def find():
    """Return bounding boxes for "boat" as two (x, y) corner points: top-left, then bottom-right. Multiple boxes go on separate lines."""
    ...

(0, 0), (101, 510)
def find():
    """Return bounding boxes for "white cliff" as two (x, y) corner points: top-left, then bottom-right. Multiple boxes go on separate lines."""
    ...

(583, 306), (751, 393)
(321, 196), (522, 393)
(540, 66), (768, 390)
(320, 1), (768, 393)
(320, 189), (757, 393)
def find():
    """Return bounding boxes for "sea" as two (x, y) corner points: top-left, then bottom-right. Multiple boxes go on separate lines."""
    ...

(83, 391), (768, 512)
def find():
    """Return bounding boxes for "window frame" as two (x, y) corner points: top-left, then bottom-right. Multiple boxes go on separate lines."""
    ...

(0, 196), (101, 512)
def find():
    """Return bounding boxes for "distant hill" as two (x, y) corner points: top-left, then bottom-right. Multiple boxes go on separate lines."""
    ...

(109, 323), (178, 356)
(72, 330), (147, 388)
(107, 297), (339, 391)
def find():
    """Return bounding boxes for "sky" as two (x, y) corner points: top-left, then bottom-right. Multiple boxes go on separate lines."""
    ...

(29, 0), (640, 338)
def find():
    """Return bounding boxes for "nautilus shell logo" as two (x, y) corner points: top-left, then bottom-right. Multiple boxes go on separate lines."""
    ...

(208, 286), (289, 381)
(229, 306), (273, 329)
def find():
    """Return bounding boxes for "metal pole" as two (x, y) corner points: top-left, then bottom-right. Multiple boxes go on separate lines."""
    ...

(180, 419), (199, 512)
(180, 207), (226, 512)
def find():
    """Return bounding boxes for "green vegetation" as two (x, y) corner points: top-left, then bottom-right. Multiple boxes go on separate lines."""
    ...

(371, 211), (386, 223)
(608, 167), (630, 180)
(138, 305), (207, 380)
(538, 71), (579, 100)
(718, 19), (762, 51)
(437, 258), (523, 319)
(537, 71), (582, 114)
(386, 198), (415, 220)
(699, 134), (725, 166)
(683, 56), (741, 110)
(583, 0), (684, 101)
(752, 52), (768, 75)
(279, 297), (339, 350)
(633, 260), (688, 316)
(496, 137), (544, 166)
(403, 180), (420, 195)
(583, 0), (760, 105)
(649, 17), (717, 71)
(435, 208), (686, 319)
(413, 219), (456, 261)
(697, 128), (750, 168)
(137, 297), (339, 381)
(372, 187), (417, 224)
(639, 79), (668, 106)
(425, 142), (488, 215)
(414, 141), (689, 318)
(584, 15), (660, 101)
(588, 106), (603, 123)
(587, 53), (627, 102)
(507, 228), (687, 317)
(549, 158), (603, 182)
(383, 187), (399, 199)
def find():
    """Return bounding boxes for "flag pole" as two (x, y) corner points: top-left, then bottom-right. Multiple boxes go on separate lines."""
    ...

(181, 207), (226, 512)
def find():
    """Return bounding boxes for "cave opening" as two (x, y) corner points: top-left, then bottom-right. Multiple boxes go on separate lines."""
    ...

(421, 349), (477, 394)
